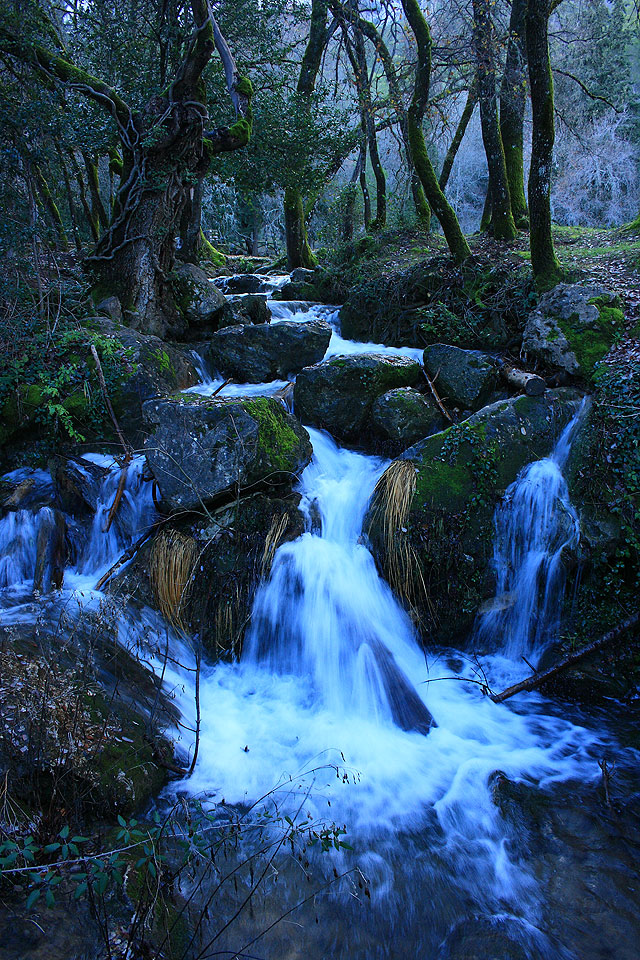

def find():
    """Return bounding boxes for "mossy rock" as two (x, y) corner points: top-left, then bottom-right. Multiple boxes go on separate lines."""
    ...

(371, 386), (445, 450)
(294, 353), (422, 450)
(523, 283), (623, 379)
(143, 394), (312, 511)
(366, 389), (583, 643)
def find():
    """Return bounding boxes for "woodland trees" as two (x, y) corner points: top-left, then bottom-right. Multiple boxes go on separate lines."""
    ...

(1, 0), (638, 314)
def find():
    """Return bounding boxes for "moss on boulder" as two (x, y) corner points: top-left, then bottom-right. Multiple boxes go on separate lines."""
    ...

(367, 389), (583, 642)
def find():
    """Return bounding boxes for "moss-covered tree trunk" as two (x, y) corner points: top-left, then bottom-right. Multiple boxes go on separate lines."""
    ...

(1, 0), (251, 335)
(439, 78), (477, 192)
(284, 0), (327, 270)
(400, 0), (470, 263)
(500, 0), (529, 228)
(472, 0), (517, 241)
(526, 0), (562, 289)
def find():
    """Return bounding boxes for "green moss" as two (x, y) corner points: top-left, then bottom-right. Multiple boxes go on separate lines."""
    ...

(414, 459), (474, 512)
(153, 348), (174, 377)
(556, 296), (622, 377)
(242, 398), (301, 473)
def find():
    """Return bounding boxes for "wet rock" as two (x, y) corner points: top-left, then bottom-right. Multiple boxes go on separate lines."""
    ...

(423, 344), (498, 411)
(367, 389), (582, 643)
(205, 319), (332, 382)
(372, 387), (444, 448)
(33, 507), (66, 592)
(225, 293), (271, 326)
(290, 267), (316, 284)
(105, 328), (199, 446)
(294, 353), (422, 448)
(143, 395), (313, 511)
(172, 262), (235, 331)
(222, 273), (265, 294)
(437, 916), (535, 960)
(522, 283), (622, 379)
(48, 455), (107, 516)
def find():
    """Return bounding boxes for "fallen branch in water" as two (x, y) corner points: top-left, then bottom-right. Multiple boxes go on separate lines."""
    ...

(422, 368), (453, 423)
(94, 522), (163, 590)
(490, 612), (640, 703)
(90, 344), (133, 461)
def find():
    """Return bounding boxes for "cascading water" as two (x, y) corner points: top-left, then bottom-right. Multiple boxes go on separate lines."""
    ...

(473, 402), (586, 664)
(245, 428), (433, 733)
(1, 275), (636, 959)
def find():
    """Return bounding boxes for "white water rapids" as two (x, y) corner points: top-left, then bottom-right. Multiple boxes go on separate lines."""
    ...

(0, 284), (624, 959)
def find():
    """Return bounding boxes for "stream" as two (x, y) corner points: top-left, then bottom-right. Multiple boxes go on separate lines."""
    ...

(1, 278), (639, 959)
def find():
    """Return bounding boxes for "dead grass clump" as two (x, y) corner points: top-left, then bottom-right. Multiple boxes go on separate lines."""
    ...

(149, 529), (199, 628)
(368, 460), (428, 616)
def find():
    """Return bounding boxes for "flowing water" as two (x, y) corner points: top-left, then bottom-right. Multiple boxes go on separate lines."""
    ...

(1, 282), (638, 959)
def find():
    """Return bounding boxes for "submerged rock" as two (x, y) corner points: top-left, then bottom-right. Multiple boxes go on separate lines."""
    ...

(294, 353), (422, 448)
(522, 283), (622, 378)
(226, 293), (271, 326)
(48, 455), (107, 516)
(423, 343), (498, 411)
(366, 389), (583, 643)
(143, 395), (312, 511)
(205, 318), (331, 382)
(372, 387), (444, 448)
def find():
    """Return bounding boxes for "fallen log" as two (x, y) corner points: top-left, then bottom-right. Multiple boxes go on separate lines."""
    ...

(490, 612), (640, 703)
(500, 364), (546, 397)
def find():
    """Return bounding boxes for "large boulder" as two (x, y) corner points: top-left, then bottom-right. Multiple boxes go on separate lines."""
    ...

(172, 262), (234, 332)
(225, 294), (271, 327)
(366, 389), (583, 643)
(221, 274), (265, 294)
(205, 319), (332, 382)
(107, 327), (199, 445)
(293, 353), (423, 447)
(423, 344), (498, 411)
(372, 387), (444, 449)
(522, 283), (623, 379)
(143, 395), (313, 511)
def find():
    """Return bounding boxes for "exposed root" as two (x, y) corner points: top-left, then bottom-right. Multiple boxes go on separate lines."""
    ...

(149, 529), (199, 628)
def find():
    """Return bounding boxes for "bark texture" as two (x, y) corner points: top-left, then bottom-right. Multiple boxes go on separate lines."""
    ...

(473, 0), (517, 241)
(526, 0), (562, 289)
(500, 0), (529, 227)
(400, 0), (470, 263)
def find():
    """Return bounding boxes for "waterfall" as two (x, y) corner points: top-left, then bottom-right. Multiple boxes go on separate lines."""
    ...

(245, 428), (433, 734)
(474, 402), (587, 663)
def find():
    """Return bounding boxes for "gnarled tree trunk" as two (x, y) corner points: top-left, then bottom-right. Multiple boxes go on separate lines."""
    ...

(500, 0), (529, 228)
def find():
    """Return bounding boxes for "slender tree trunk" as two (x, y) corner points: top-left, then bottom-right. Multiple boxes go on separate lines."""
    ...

(439, 78), (478, 192)
(82, 151), (109, 232)
(472, 0), (517, 241)
(500, 0), (529, 227)
(284, 0), (327, 269)
(32, 163), (70, 251)
(401, 0), (470, 263)
(69, 149), (99, 241)
(526, 0), (562, 289)
(352, 24), (386, 230)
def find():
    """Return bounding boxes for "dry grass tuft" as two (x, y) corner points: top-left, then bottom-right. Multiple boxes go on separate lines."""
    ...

(368, 460), (428, 616)
(260, 512), (289, 580)
(149, 529), (199, 628)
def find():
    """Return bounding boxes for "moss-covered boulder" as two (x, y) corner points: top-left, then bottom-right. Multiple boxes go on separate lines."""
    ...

(371, 387), (444, 449)
(294, 353), (422, 448)
(106, 327), (199, 445)
(0, 383), (47, 446)
(423, 344), (498, 411)
(366, 389), (583, 643)
(522, 283), (623, 379)
(143, 395), (312, 511)
(205, 318), (331, 382)
(172, 262), (235, 333)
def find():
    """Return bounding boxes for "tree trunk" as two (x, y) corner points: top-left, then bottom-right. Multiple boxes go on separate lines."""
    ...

(352, 25), (386, 230)
(401, 0), (470, 263)
(284, 186), (317, 270)
(284, 0), (327, 269)
(500, 0), (529, 227)
(526, 0), (562, 289)
(439, 78), (478, 192)
(473, 0), (517, 241)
